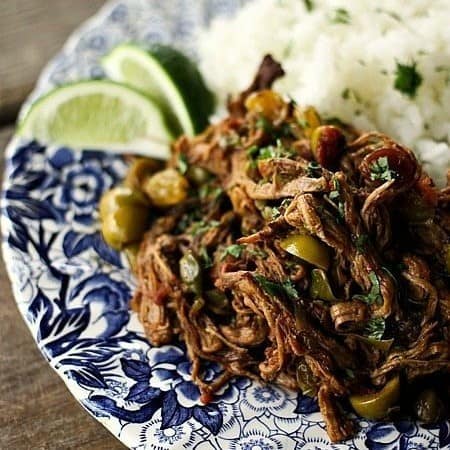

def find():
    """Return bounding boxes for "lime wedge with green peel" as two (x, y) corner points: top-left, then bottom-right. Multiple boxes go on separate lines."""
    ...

(18, 80), (174, 159)
(102, 44), (215, 136)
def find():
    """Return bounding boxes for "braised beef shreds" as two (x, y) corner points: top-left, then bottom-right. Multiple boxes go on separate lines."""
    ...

(129, 58), (450, 442)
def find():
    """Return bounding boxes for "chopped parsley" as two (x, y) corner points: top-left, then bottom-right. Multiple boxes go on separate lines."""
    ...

(394, 61), (423, 98)
(248, 248), (268, 258)
(306, 161), (322, 177)
(330, 8), (351, 24)
(364, 317), (385, 340)
(248, 140), (295, 163)
(329, 178), (345, 222)
(254, 274), (299, 300)
(355, 234), (369, 253)
(370, 156), (395, 182)
(190, 220), (220, 236)
(303, 0), (314, 11)
(177, 154), (188, 174)
(354, 272), (383, 305)
(200, 247), (213, 269)
(199, 184), (223, 200)
(221, 244), (245, 260)
(271, 198), (292, 219)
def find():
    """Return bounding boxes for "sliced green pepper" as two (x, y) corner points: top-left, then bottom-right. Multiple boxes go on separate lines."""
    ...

(350, 376), (400, 420)
(280, 234), (330, 270)
(309, 268), (337, 301)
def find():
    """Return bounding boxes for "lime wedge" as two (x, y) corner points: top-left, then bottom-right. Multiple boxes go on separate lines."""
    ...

(102, 44), (215, 136)
(18, 80), (174, 159)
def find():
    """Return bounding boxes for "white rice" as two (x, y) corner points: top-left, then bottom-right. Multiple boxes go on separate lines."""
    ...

(198, 0), (450, 185)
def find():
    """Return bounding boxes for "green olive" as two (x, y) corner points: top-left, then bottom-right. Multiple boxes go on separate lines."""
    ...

(186, 165), (212, 186)
(244, 89), (285, 120)
(205, 289), (231, 315)
(143, 168), (188, 208)
(124, 158), (163, 191)
(280, 234), (330, 270)
(310, 268), (337, 301)
(350, 376), (400, 420)
(296, 358), (319, 397)
(101, 204), (149, 250)
(179, 252), (202, 294)
(414, 388), (445, 423)
(294, 106), (321, 138)
(99, 186), (148, 218)
(99, 187), (150, 250)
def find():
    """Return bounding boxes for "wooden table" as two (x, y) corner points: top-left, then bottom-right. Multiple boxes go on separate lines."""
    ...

(0, 2), (126, 448)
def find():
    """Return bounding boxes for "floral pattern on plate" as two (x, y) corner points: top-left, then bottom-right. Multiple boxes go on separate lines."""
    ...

(1, 1), (449, 448)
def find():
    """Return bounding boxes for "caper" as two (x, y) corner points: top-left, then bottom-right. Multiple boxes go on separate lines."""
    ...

(179, 252), (202, 294)
(414, 389), (445, 423)
(143, 168), (188, 208)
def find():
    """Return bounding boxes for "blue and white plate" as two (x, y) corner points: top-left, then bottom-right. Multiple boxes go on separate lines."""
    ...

(2, 1), (449, 448)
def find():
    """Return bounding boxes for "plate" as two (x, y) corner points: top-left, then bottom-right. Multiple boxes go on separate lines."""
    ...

(1, 1), (449, 449)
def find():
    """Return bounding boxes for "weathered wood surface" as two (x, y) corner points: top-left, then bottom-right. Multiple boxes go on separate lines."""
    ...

(0, 1), (127, 448)
(0, 0), (104, 124)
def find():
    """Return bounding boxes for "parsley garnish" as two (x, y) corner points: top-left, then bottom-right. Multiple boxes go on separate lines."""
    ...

(221, 244), (245, 260)
(254, 274), (299, 300)
(331, 8), (350, 24)
(190, 220), (220, 236)
(306, 161), (322, 177)
(329, 178), (345, 222)
(199, 184), (223, 200)
(248, 140), (294, 164)
(364, 317), (385, 340)
(200, 247), (213, 269)
(248, 248), (268, 258)
(370, 156), (395, 182)
(394, 61), (423, 98)
(355, 234), (369, 253)
(177, 154), (188, 174)
(354, 272), (383, 305)
(258, 146), (277, 160)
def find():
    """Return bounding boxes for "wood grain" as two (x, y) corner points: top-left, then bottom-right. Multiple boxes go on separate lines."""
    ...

(0, 0), (104, 125)
(0, 6), (127, 444)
